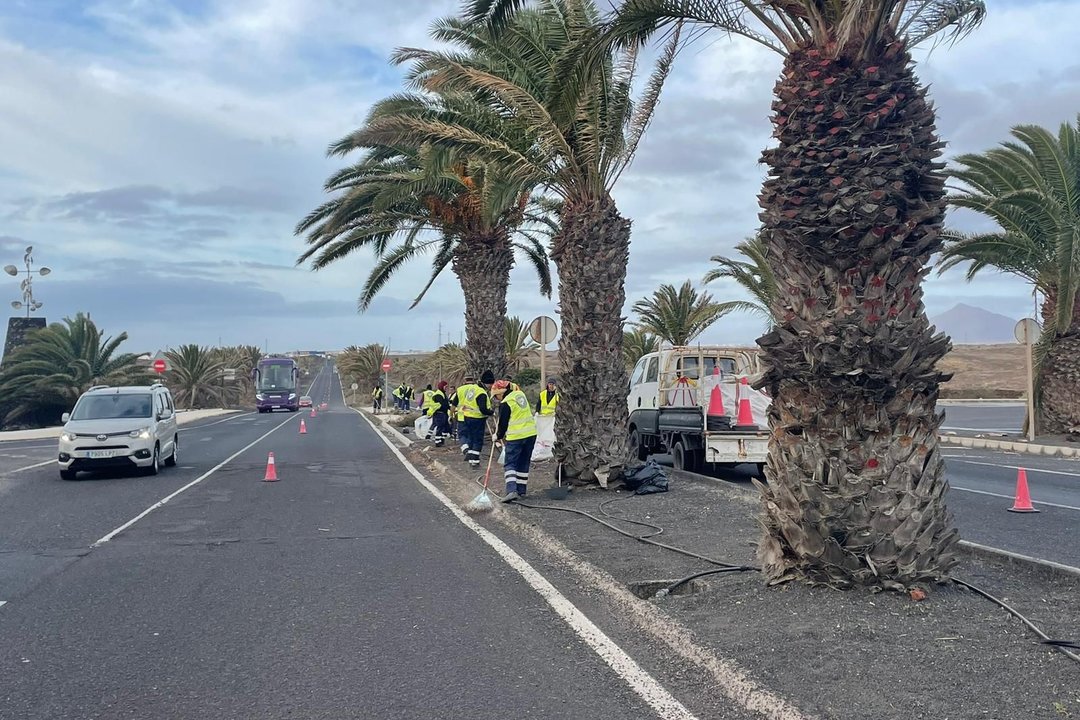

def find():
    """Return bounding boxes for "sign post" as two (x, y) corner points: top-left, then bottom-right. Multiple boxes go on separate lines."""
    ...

(381, 358), (392, 413)
(1014, 318), (1041, 443)
(529, 316), (558, 388)
(350, 382), (358, 405)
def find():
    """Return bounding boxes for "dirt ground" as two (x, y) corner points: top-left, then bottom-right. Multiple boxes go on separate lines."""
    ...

(403, 437), (1080, 720)
(939, 344), (1026, 398)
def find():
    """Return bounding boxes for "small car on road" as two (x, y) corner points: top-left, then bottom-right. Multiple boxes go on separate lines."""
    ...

(298, 395), (313, 408)
(57, 383), (179, 480)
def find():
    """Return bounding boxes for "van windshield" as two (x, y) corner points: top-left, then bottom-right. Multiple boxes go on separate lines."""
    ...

(71, 394), (154, 420)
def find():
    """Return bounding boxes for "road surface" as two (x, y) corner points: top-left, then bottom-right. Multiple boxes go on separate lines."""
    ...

(941, 403), (1025, 434)
(0, 363), (707, 720)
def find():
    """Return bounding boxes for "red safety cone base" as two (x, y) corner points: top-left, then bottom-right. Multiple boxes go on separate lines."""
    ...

(263, 452), (278, 482)
(299, 420), (307, 435)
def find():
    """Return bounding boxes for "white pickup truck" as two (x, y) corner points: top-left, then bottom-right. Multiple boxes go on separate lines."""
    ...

(627, 346), (770, 473)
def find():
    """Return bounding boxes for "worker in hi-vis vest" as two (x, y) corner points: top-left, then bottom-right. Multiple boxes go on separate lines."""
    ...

(535, 378), (560, 416)
(458, 371), (494, 468)
(492, 379), (538, 501)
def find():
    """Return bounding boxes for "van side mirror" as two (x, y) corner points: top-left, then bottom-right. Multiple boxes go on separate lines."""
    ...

(62, 412), (70, 423)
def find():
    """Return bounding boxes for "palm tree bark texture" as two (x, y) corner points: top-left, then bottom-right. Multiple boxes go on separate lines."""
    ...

(551, 195), (631, 486)
(454, 228), (513, 380)
(755, 43), (958, 590)
(1038, 292), (1080, 433)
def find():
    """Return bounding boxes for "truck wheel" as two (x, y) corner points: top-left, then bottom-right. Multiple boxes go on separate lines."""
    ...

(628, 429), (648, 461)
(673, 440), (702, 473)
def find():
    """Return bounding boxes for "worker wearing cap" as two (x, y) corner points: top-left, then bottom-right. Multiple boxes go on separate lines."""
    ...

(536, 378), (560, 416)
(492, 378), (537, 501)
(458, 371), (494, 467)
(430, 381), (451, 447)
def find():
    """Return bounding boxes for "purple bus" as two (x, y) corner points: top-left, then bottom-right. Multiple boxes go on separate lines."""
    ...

(253, 357), (300, 413)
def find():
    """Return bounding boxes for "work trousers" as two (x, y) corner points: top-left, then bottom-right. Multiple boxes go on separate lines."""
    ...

(461, 417), (486, 467)
(431, 411), (450, 445)
(503, 435), (537, 497)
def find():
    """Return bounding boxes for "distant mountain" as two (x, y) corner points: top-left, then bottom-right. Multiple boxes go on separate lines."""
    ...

(931, 303), (1016, 344)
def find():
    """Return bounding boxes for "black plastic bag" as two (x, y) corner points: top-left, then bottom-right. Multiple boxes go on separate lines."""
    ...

(620, 459), (669, 494)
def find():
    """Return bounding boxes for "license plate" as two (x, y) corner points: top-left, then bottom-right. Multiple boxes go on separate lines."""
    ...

(87, 450), (119, 459)
(271, 405), (281, 409)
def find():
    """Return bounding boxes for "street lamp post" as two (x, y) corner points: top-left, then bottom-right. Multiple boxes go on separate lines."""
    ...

(4, 246), (51, 318)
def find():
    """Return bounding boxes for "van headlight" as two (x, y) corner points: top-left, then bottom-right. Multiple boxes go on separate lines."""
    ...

(289, 393), (297, 400)
(256, 393), (266, 401)
(129, 428), (152, 439)
(61, 431), (77, 442)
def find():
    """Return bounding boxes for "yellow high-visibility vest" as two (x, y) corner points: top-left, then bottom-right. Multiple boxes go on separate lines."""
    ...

(505, 389), (538, 441)
(459, 384), (488, 419)
(539, 389), (559, 416)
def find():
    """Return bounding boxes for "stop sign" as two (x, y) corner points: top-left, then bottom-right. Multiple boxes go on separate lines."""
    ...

(152, 359), (166, 374)
(381, 359), (392, 372)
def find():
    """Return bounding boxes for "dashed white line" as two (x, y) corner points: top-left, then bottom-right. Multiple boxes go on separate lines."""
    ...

(0, 600), (7, 609)
(951, 484), (1080, 512)
(91, 413), (295, 547)
(953, 459), (1080, 478)
(5, 459), (55, 474)
(354, 409), (700, 720)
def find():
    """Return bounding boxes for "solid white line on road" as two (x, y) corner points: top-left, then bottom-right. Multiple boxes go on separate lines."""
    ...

(941, 426), (1019, 433)
(0, 600), (6, 608)
(182, 412), (253, 430)
(951, 485), (1080, 512)
(355, 409), (700, 720)
(92, 413), (296, 548)
(5, 459), (55, 474)
(954, 459), (1080, 478)
(0, 443), (59, 451)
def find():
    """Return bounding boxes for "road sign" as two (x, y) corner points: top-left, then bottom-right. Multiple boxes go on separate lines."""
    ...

(1014, 318), (1041, 344)
(351, 383), (359, 390)
(529, 315), (558, 345)
(381, 359), (392, 372)
(223, 368), (236, 382)
(152, 359), (166, 374)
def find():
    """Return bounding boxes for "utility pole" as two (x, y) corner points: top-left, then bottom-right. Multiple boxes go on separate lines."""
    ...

(438, 322), (442, 348)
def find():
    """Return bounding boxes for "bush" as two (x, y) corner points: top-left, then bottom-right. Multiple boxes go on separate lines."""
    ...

(514, 368), (541, 387)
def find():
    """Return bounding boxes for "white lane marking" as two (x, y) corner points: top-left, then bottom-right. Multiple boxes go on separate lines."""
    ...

(941, 426), (1020, 433)
(953, 459), (1080, 478)
(951, 484), (1080, 512)
(354, 409), (699, 720)
(180, 412), (253, 430)
(0, 443), (59, 451)
(0, 601), (6, 609)
(200, 437), (213, 442)
(6, 459), (55, 474)
(91, 413), (296, 548)
(958, 540), (1080, 577)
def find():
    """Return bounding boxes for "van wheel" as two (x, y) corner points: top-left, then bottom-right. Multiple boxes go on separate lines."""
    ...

(143, 445), (161, 476)
(164, 437), (178, 467)
(628, 428), (648, 461)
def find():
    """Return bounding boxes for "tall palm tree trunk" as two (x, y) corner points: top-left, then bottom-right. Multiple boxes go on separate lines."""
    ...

(453, 230), (513, 379)
(552, 195), (631, 486)
(755, 44), (959, 590)
(1038, 291), (1080, 434)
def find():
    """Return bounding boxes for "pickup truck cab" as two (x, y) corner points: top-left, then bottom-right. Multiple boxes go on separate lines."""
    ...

(627, 346), (769, 473)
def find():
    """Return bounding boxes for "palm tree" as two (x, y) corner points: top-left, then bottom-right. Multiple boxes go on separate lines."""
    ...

(623, 328), (660, 368)
(164, 345), (227, 409)
(338, 344), (389, 391)
(632, 281), (727, 346)
(420, 342), (470, 387)
(297, 92), (553, 379)
(603, 0), (986, 590)
(505, 316), (538, 373)
(0, 313), (147, 427)
(703, 236), (779, 331)
(369, 2), (681, 485)
(939, 117), (1080, 434)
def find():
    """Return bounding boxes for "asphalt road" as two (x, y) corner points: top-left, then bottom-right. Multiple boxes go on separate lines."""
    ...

(0, 363), (706, 720)
(940, 403), (1026, 434)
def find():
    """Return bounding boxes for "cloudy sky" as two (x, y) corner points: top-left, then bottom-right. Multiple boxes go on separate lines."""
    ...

(1, 0), (1076, 355)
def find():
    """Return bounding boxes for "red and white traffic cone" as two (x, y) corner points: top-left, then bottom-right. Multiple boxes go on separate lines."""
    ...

(299, 420), (307, 435)
(734, 377), (757, 429)
(310, 408), (317, 418)
(263, 452), (278, 482)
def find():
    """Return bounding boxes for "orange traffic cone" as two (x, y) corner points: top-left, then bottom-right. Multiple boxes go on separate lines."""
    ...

(707, 367), (725, 417)
(310, 408), (317, 418)
(263, 452), (278, 482)
(1007, 468), (1038, 513)
(734, 377), (757, 428)
(299, 420), (307, 435)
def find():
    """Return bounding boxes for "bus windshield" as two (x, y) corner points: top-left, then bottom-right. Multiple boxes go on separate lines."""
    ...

(257, 362), (296, 391)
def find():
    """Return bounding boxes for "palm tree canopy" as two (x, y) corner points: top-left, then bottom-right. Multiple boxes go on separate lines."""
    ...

(505, 316), (539, 372)
(623, 327), (660, 367)
(0, 313), (146, 426)
(632, 280), (728, 346)
(703, 235), (779, 329)
(164, 345), (227, 409)
(296, 92), (553, 310)
(939, 116), (1080, 335)
(597, 0), (985, 61)
(359, 2), (681, 203)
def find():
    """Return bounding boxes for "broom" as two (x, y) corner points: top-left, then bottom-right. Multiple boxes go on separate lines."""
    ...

(464, 441), (497, 515)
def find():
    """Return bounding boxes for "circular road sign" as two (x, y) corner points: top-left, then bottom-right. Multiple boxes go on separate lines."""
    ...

(381, 359), (392, 372)
(529, 315), (558, 345)
(1014, 318), (1042, 344)
(152, 359), (167, 374)
(351, 383), (359, 390)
